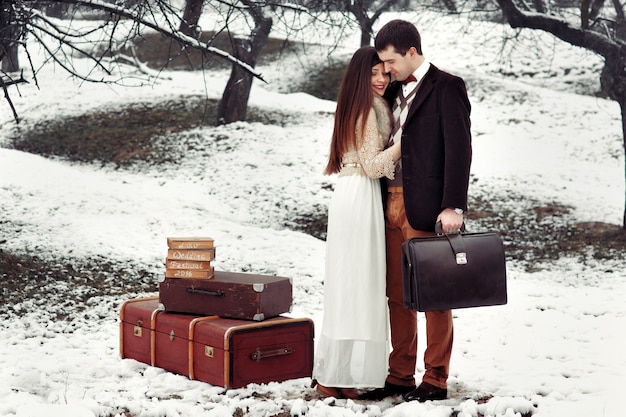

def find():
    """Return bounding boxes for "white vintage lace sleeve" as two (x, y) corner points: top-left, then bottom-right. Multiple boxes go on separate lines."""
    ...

(355, 107), (395, 179)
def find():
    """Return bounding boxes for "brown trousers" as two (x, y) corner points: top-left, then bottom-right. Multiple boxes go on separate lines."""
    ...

(385, 190), (453, 389)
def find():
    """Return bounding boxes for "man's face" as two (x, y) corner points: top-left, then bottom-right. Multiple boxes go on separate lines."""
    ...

(378, 46), (416, 82)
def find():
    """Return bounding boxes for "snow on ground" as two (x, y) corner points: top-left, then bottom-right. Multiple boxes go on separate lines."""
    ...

(1, 11), (625, 417)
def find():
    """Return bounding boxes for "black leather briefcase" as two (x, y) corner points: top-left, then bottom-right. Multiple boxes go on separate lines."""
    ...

(401, 225), (507, 312)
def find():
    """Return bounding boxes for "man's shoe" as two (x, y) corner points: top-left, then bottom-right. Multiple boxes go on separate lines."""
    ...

(403, 382), (447, 402)
(359, 381), (416, 400)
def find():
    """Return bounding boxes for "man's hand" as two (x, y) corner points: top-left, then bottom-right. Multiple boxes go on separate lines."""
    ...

(436, 208), (464, 234)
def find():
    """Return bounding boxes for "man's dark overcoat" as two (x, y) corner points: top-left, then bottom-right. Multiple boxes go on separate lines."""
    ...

(384, 64), (472, 232)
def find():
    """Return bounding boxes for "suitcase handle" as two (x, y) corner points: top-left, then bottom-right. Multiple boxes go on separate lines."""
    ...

(186, 288), (224, 297)
(250, 346), (293, 362)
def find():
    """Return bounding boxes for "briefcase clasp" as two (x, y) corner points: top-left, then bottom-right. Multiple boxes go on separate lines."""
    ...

(456, 252), (467, 265)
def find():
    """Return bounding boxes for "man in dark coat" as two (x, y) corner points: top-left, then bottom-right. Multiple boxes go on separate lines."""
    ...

(361, 19), (472, 402)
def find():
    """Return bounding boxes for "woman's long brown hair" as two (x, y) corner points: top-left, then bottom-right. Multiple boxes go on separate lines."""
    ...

(324, 46), (382, 175)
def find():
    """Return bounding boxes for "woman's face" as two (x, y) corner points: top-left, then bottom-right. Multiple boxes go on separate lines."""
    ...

(371, 63), (390, 96)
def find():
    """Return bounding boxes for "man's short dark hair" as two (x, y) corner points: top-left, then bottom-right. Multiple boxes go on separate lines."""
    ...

(375, 19), (422, 55)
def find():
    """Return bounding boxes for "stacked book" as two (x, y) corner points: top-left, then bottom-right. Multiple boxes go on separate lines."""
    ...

(165, 237), (215, 279)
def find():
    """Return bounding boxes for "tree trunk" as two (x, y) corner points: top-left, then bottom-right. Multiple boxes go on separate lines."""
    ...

(44, 1), (68, 18)
(360, 20), (372, 47)
(0, 2), (20, 73)
(601, 57), (626, 229)
(215, 38), (253, 125)
(621, 103), (626, 229)
(0, 45), (18, 72)
(179, 0), (204, 38)
(348, 0), (395, 47)
(346, 0), (373, 46)
(442, 0), (458, 13)
(216, 16), (272, 125)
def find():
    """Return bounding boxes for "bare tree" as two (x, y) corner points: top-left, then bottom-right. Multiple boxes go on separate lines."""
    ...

(310, 0), (400, 46)
(180, 0), (204, 37)
(1, 0), (336, 126)
(214, 0), (274, 125)
(345, 0), (396, 46)
(0, 0), (265, 123)
(210, 0), (341, 124)
(0, 0), (21, 73)
(496, 0), (626, 228)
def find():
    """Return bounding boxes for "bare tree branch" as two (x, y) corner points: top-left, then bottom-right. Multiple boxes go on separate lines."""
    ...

(0, 70), (27, 123)
(496, 0), (626, 58)
(27, 0), (266, 81)
(28, 14), (112, 74)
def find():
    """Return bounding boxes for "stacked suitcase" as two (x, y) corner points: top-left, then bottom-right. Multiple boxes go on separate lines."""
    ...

(120, 237), (314, 389)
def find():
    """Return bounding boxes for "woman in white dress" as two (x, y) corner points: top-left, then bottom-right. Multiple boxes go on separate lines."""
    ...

(313, 46), (401, 399)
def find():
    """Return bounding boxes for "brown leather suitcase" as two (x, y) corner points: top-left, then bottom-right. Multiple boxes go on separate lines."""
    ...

(119, 296), (160, 364)
(154, 313), (314, 389)
(158, 270), (292, 321)
(120, 297), (314, 389)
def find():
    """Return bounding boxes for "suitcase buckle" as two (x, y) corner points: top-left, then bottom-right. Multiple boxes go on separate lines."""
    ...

(205, 346), (214, 358)
(134, 320), (143, 337)
(456, 252), (467, 265)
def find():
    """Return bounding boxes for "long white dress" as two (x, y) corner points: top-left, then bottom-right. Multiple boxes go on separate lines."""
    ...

(313, 96), (396, 389)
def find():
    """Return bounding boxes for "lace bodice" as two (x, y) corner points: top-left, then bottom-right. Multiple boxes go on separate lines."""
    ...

(339, 96), (396, 179)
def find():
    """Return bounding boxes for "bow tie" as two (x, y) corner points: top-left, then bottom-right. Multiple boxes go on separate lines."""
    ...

(402, 74), (417, 84)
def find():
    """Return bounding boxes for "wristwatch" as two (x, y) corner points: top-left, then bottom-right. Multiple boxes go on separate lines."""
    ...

(453, 208), (464, 214)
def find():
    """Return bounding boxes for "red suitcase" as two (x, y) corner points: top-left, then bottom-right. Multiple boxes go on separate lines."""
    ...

(154, 313), (314, 389)
(189, 315), (314, 388)
(158, 270), (292, 321)
(120, 298), (314, 389)
(119, 296), (160, 365)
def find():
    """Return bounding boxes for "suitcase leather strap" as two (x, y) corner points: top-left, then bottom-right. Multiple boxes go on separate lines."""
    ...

(436, 221), (468, 265)
(446, 233), (468, 265)
(186, 288), (224, 297)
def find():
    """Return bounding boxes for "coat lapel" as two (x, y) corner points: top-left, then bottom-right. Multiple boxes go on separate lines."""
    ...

(405, 65), (439, 121)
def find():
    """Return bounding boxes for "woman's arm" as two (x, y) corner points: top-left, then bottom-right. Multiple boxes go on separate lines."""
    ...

(356, 108), (399, 179)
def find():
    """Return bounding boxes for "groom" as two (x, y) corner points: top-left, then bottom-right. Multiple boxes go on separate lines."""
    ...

(361, 19), (472, 402)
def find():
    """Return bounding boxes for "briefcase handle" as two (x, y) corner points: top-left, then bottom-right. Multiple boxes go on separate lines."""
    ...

(435, 221), (466, 236)
(435, 221), (468, 265)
